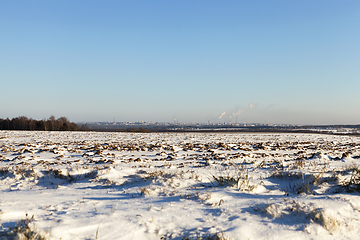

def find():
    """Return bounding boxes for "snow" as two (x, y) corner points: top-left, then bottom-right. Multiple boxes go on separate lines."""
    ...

(0, 131), (360, 239)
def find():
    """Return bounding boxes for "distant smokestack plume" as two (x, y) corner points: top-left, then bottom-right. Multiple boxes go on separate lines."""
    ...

(230, 110), (241, 118)
(219, 112), (226, 119)
(233, 110), (241, 116)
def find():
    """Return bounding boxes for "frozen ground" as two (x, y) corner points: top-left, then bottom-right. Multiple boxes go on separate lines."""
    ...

(0, 131), (360, 240)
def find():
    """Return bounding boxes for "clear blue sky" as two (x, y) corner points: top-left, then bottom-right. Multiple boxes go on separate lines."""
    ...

(1, 1), (359, 125)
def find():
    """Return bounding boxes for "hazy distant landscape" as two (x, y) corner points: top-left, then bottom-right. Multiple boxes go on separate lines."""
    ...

(85, 121), (360, 135)
(1, 116), (360, 136)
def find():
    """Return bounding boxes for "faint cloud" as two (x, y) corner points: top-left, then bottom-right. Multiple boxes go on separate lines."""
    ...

(249, 103), (258, 109)
(267, 104), (278, 108)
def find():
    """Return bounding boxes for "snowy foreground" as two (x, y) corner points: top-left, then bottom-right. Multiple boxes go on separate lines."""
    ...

(1, 131), (360, 240)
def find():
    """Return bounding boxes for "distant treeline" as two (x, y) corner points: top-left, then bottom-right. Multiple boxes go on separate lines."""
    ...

(0, 116), (88, 131)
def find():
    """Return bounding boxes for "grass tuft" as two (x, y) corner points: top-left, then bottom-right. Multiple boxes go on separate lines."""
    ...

(343, 166), (360, 192)
(0, 214), (48, 240)
(211, 167), (260, 191)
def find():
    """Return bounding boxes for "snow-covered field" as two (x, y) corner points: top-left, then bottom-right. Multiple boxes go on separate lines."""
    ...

(1, 131), (360, 240)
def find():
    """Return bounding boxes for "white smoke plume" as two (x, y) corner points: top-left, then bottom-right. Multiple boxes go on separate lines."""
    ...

(219, 112), (226, 119)
(230, 109), (241, 118)
(233, 109), (241, 116)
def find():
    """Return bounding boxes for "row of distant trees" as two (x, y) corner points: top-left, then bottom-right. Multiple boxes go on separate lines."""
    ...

(0, 116), (88, 131)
